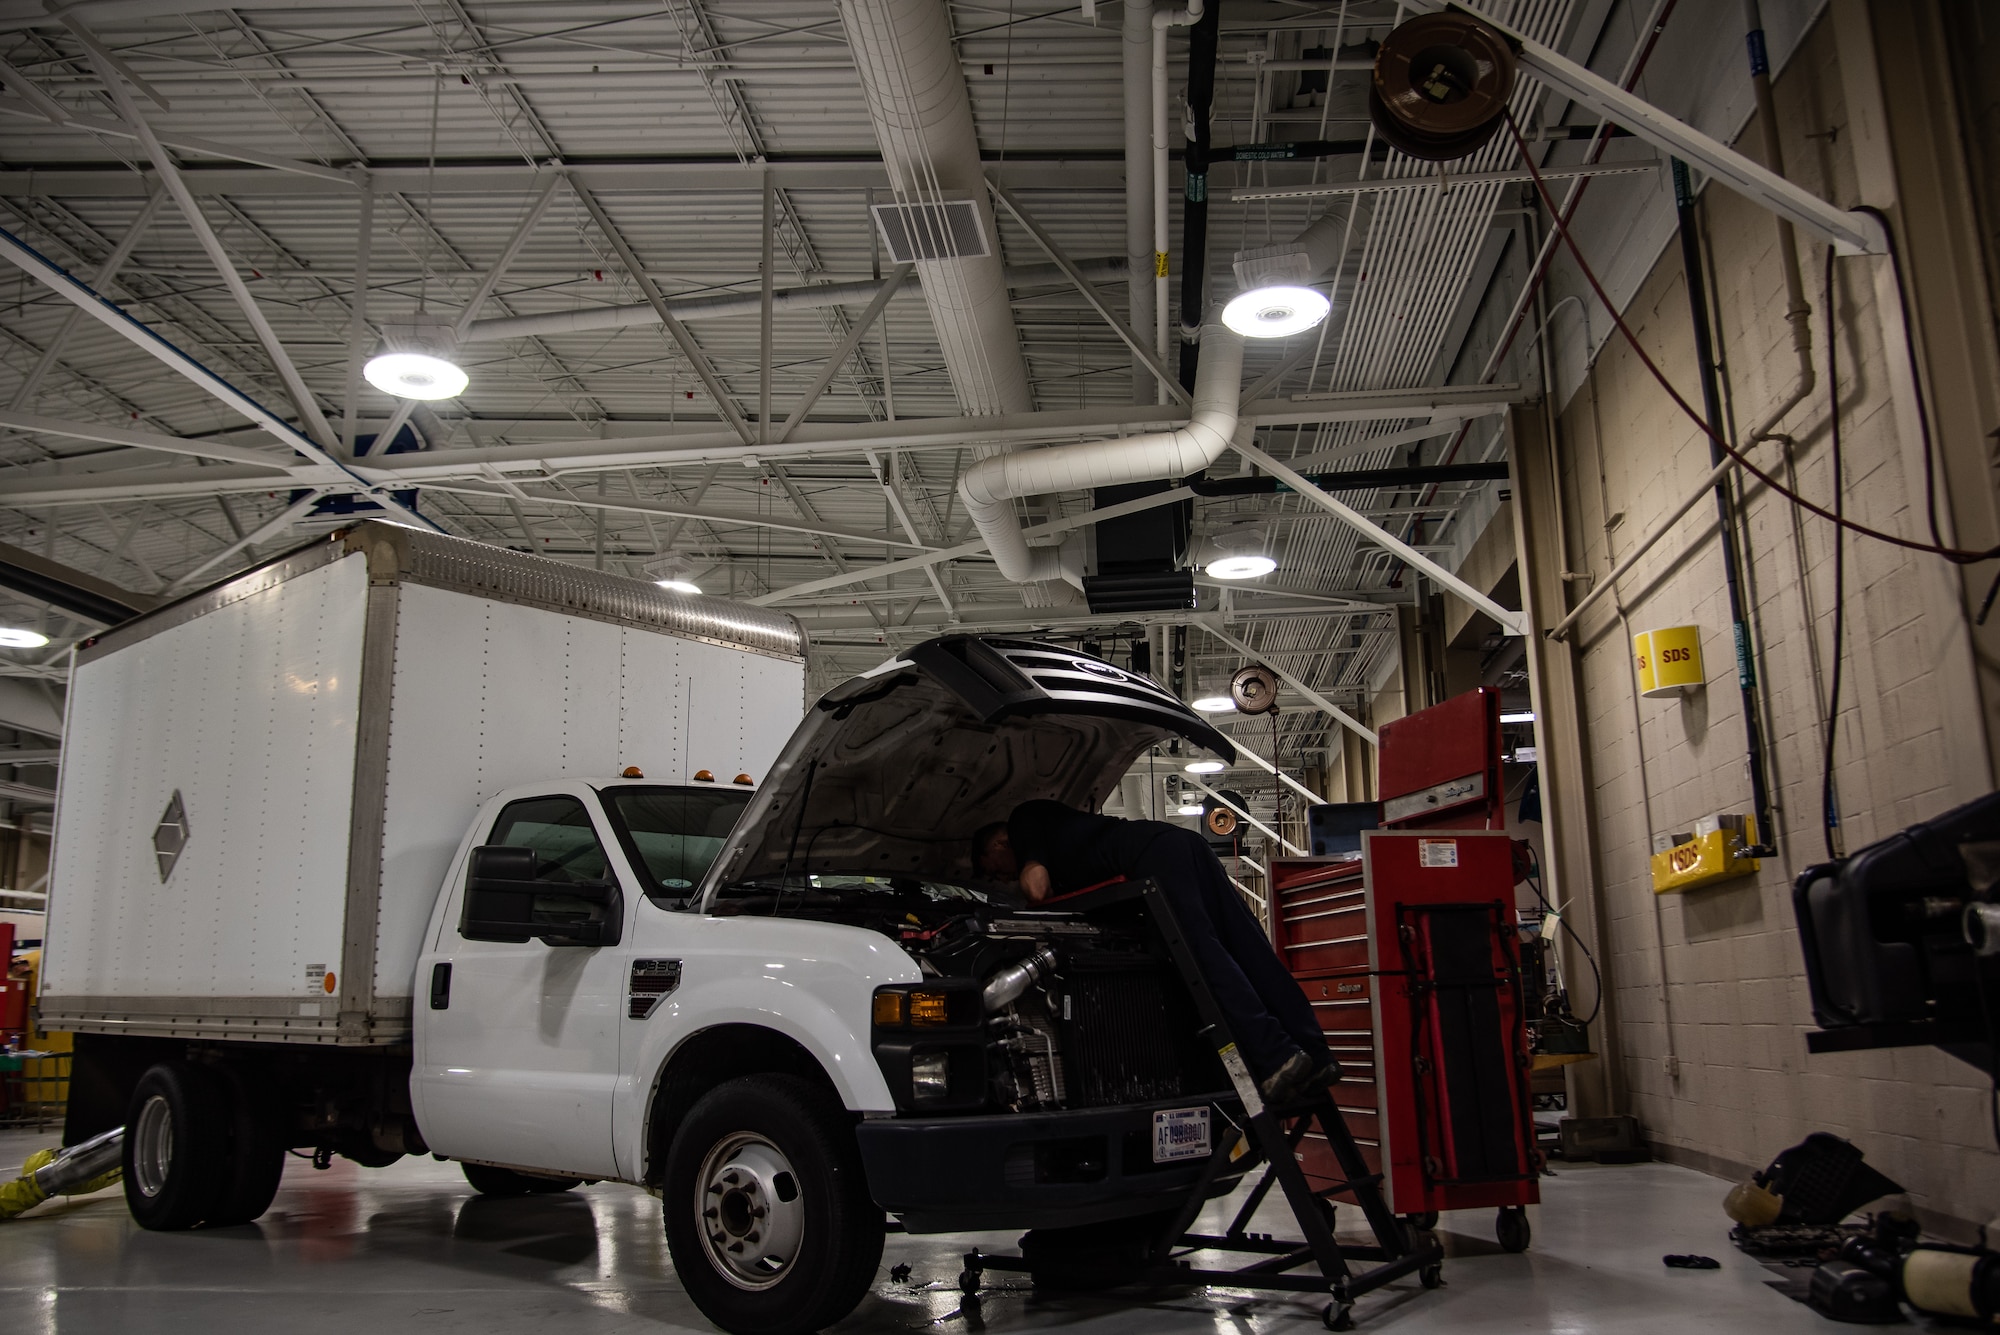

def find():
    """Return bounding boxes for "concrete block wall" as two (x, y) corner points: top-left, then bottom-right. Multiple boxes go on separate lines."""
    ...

(1551, 14), (1998, 1233)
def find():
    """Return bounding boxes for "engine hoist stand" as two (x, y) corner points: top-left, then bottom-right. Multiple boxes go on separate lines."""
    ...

(956, 880), (1444, 1330)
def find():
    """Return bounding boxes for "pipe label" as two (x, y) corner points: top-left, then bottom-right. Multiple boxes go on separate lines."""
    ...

(1732, 622), (1755, 689)
(1155, 251), (1170, 278)
(1185, 172), (1207, 203)
(1747, 30), (1769, 77)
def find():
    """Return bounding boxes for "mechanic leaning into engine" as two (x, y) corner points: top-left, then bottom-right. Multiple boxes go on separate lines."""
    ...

(974, 799), (1339, 1105)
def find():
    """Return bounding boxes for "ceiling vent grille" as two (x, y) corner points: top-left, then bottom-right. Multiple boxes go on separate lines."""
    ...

(872, 200), (991, 263)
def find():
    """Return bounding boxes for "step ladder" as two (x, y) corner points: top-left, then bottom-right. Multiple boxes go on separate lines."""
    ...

(957, 878), (1445, 1330)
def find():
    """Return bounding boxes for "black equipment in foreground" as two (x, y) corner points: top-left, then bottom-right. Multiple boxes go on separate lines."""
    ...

(955, 879), (1443, 1331)
(1793, 789), (2000, 1079)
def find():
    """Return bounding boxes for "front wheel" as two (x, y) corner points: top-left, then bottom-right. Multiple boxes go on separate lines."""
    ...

(662, 1074), (884, 1335)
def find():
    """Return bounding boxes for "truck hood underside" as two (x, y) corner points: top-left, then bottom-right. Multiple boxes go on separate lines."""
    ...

(700, 637), (1235, 893)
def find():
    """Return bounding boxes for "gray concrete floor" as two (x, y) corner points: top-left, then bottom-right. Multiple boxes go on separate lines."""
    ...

(0, 1126), (1878, 1334)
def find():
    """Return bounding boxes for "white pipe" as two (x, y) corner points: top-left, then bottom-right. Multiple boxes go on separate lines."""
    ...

(959, 321), (1242, 584)
(839, 0), (1035, 417)
(1151, 1), (1201, 400)
(1123, 0), (1155, 405)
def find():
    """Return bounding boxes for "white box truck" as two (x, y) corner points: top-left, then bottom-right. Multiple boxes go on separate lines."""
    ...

(43, 547), (1251, 1335)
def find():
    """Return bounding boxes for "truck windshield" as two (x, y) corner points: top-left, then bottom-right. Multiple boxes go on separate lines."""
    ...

(599, 785), (752, 903)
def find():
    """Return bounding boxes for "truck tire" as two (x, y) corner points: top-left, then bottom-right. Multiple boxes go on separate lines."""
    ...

(461, 1162), (583, 1197)
(123, 1062), (229, 1231)
(206, 1067), (287, 1226)
(662, 1074), (884, 1335)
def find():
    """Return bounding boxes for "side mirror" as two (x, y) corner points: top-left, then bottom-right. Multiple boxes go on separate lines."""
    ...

(461, 845), (623, 947)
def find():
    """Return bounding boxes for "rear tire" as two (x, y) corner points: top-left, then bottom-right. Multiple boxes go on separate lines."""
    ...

(122, 1062), (229, 1231)
(662, 1074), (884, 1335)
(461, 1162), (583, 1197)
(205, 1066), (287, 1226)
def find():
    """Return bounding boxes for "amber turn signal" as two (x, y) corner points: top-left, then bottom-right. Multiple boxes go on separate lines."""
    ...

(908, 991), (951, 1026)
(872, 991), (905, 1026)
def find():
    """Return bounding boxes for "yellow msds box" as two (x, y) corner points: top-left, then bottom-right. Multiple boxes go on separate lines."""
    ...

(1650, 816), (1759, 893)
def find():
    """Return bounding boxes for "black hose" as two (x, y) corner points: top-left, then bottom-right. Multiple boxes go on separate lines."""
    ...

(1821, 246), (1845, 861)
(1673, 159), (1776, 858)
(1177, 0), (1222, 392)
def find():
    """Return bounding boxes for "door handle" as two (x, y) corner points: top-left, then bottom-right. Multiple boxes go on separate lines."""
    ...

(429, 961), (452, 1010)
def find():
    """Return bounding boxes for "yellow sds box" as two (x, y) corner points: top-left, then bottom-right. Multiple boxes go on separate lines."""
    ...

(1650, 816), (1760, 894)
(1633, 625), (1704, 698)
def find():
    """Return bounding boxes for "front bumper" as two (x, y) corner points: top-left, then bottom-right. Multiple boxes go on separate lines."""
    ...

(855, 1094), (1242, 1234)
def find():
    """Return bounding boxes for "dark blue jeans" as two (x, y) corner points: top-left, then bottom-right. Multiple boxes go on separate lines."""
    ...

(1132, 828), (1332, 1080)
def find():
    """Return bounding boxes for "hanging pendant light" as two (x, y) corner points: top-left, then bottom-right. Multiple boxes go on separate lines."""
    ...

(364, 313), (468, 401)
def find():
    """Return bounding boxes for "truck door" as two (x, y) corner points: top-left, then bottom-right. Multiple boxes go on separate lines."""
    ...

(415, 792), (629, 1178)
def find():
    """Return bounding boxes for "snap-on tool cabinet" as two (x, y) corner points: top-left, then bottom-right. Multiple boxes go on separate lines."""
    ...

(1273, 688), (1539, 1244)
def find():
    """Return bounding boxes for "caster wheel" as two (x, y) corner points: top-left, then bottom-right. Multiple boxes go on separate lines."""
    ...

(962, 1292), (982, 1313)
(958, 1269), (981, 1295)
(1420, 1263), (1445, 1289)
(1323, 1301), (1356, 1331)
(1405, 1209), (1439, 1231)
(1497, 1206), (1531, 1253)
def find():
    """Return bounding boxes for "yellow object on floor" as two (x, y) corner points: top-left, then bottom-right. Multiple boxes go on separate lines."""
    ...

(0, 1145), (122, 1219)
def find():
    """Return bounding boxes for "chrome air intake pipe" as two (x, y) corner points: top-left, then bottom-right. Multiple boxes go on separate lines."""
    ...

(983, 946), (1058, 1012)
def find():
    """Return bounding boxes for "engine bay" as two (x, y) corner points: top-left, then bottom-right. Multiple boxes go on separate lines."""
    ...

(711, 874), (1226, 1114)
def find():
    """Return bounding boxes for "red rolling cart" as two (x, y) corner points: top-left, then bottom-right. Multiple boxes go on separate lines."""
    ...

(1275, 688), (1540, 1251)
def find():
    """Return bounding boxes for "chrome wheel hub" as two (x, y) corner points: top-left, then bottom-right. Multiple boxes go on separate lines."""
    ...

(694, 1132), (804, 1290)
(131, 1093), (174, 1199)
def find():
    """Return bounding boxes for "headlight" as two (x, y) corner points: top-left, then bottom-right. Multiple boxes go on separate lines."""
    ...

(910, 1051), (951, 1099)
(870, 981), (986, 1112)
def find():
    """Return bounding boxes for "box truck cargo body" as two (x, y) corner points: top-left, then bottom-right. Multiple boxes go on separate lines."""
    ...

(40, 522), (806, 1048)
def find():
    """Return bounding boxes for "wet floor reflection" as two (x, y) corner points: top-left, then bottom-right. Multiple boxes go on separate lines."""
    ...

(0, 1153), (1858, 1334)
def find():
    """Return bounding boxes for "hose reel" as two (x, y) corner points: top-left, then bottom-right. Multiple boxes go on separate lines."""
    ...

(1369, 12), (1519, 162)
(1230, 664), (1280, 715)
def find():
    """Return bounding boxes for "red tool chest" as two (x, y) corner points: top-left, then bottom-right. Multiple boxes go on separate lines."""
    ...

(1274, 688), (1539, 1240)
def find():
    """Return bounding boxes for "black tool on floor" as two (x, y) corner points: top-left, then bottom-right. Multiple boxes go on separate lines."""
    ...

(955, 879), (1444, 1331)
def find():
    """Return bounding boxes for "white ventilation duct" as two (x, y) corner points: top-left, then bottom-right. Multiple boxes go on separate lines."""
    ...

(839, 0), (1034, 419)
(1231, 207), (1354, 297)
(960, 322), (1245, 584)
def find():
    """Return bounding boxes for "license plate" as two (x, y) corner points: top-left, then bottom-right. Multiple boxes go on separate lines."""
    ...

(1152, 1106), (1211, 1163)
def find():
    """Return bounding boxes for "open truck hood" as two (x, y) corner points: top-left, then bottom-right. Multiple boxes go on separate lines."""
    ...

(698, 635), (1236, 894)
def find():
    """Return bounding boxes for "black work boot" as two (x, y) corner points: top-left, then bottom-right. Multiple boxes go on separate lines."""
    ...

(1258, 1050), (1314, 1105)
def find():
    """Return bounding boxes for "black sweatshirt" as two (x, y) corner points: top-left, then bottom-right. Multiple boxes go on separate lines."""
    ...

(1005, 800), (1178, 895)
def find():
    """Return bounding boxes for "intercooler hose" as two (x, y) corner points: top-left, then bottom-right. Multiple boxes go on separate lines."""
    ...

(0, 1126), (124, 1219)
(983, 946), (1058, 1012)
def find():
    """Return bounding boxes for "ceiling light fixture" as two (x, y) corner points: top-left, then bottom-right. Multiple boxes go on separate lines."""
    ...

(1500, 711), (1536, 724)
(1185, 759), (1227, 774)
(1221, 284), (1330, 339)
(1206, 553), (1277, 581)
(364, 314), (468, 401)
(0, 627), (49, 648)
(656, 579), (701, 595)
(1176, 803), (1205, 816)
(1192, 695), (1237, 713)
